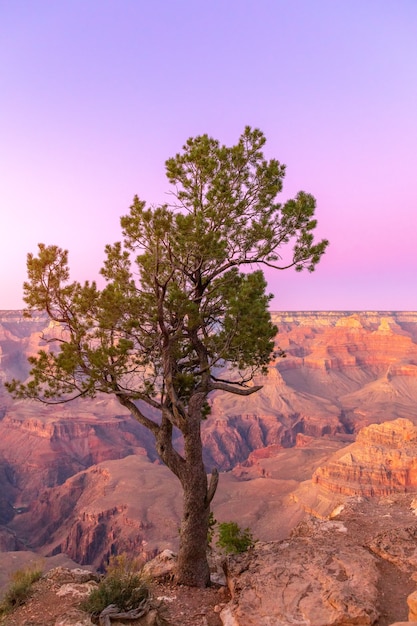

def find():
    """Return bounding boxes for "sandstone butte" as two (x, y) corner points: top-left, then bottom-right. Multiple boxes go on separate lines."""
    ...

(313, 418), (417, 498)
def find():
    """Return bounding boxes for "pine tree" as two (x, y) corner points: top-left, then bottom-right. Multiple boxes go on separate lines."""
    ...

(7, 127), (328, 586)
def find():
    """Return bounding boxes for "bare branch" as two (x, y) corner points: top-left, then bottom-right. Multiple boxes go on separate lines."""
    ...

(117, 395), (160, 436)
(209, 382), (263, 395)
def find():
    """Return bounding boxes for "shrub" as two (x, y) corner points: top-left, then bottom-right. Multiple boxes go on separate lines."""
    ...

(81, 553), (149, 618)
(216, 521), (255, 554)
(0, 564), (43, 618)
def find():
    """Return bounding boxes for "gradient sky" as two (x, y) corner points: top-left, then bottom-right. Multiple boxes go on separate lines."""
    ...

(1, 1), (416, 311)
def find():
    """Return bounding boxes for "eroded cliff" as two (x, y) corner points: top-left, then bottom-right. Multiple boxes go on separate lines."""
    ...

(2, 311), (417, 573)
(313, 418), (417, 497)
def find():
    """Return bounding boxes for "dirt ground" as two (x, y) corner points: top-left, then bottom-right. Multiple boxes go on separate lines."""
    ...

(1, 576), (230, 626)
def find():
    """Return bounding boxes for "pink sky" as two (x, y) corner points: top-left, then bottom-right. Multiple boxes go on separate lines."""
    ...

(1, 1), (416, 311)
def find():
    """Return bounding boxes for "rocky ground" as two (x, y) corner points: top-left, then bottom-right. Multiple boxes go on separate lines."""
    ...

(1, 571), (230, 626)
(3, 495), (417, 625)
(222, 494), (417, 626)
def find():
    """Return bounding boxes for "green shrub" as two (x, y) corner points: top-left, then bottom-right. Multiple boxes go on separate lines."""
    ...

(81, 554), (149, 618)
(0, 564), (43, 618)
(216, 521), (255, 554)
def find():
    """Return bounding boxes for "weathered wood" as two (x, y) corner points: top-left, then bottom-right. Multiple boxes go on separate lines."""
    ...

(98, 597), (151, 625)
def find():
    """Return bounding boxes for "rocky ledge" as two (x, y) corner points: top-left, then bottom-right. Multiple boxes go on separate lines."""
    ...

(218, 419), (417, 625)
(221, 494), (417, 626)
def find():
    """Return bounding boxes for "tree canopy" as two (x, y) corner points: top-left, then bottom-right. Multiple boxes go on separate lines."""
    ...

(7, 126), (328, 586)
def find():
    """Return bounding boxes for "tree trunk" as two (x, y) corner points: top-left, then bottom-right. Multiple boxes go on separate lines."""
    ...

(149, 397), (218, 587)
(175, 395), (214, 587)
(176, 460), (211, 587)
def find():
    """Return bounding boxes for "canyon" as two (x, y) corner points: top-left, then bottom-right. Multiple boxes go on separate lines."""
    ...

(2, 310), (417, 623)
(5, 420), (417, 625)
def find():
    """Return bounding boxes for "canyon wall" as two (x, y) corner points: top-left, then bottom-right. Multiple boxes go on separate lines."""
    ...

(313, 418), (417, 497)
(2, 310), (417, 478)
(202, 311), (417, 468)
(2, 310), (417, 571)
(8, 455), (182, 571)
(2, 309), (417, 499)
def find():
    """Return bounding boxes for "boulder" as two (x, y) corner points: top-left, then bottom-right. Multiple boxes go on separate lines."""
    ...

(222, 520), (379, 626)
(46, 567), (100, 585)
(142, 549), (176, 580)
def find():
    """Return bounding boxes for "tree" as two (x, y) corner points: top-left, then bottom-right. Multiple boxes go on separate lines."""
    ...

(7, 127), (328, 587)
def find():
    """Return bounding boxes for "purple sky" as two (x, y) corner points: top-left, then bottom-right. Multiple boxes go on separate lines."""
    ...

(1, 1), (416, 311)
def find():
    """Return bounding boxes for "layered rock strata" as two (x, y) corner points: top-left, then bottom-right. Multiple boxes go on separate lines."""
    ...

(9, 455), (182, 571)
(3, 310), (417, 478)
(2, 311), (417, 576)
(313, 419), (417, 497)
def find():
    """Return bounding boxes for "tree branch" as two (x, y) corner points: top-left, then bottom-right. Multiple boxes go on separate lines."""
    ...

(206, 468), (219, 506)
(209, 382), (263, 395)
(117, 396), (160, 436)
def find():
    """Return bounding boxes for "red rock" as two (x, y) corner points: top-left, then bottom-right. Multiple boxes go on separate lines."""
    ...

(3, 311), (417, 570)
(313, 419), (417, 497)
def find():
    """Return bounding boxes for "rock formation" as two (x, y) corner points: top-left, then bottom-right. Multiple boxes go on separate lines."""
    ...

(0, 405), (156, 506)
(221, 496), (417, 626)
(216, 419), (417, 625)
(4, 502), (417, 626)
(3, 309), (417, 482)
(200, 311), (417, 469)
(4, 410), (417, 623)
(313, 419), (417, 498)
(9, 455), (183, 572)
(222, 523), (379, 626)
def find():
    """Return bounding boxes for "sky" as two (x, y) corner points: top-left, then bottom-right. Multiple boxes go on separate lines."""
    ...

(1, 0), (416, 311)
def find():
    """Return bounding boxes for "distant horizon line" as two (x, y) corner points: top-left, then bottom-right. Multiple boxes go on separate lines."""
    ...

(1, 309), (417, 315)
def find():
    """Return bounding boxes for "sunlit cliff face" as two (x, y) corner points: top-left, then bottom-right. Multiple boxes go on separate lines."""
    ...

(313, 418), (417, 498)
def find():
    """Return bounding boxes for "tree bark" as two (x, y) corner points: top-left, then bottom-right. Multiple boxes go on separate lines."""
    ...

(175, 394), (213, 587)
(176, 458), (211, 586)
(126, 396), (217, 587)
